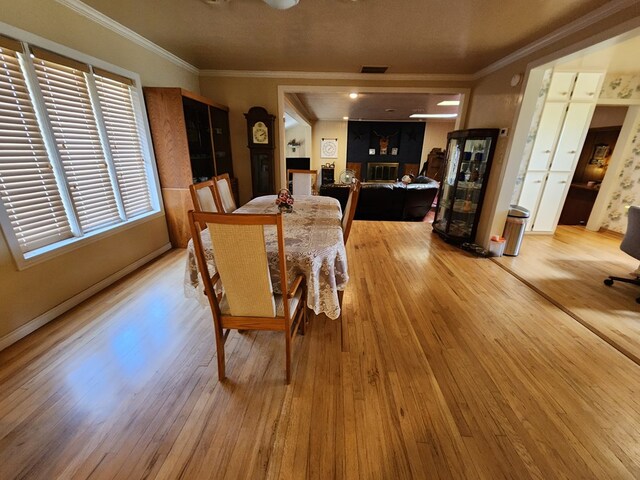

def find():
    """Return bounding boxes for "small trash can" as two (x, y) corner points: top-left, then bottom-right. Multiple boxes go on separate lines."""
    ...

(503, 205), (530, 256)
(489, 235), (506, 257)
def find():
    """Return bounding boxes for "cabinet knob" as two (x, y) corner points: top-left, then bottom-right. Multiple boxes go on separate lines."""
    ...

(543, 150), (551, 153)
(568, 150), (576, 154)
(559, 181), (567, 184)
(586, 92), (595, 96)
(558, 91), (568, 95)
(533, 180), (542, 183)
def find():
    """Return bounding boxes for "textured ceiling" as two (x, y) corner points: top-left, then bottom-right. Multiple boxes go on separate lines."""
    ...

(81, 0), (612, 74)
(293, 92), (461, 121)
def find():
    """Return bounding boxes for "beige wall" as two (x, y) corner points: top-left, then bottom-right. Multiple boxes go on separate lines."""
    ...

(0, 2), (199, 342)
(420, 121), (455, 172)
(285, 123), (312, 158)
(311, 121), (348, 179)
(199, 76), (471, 204)
(590, 106), (628, 128)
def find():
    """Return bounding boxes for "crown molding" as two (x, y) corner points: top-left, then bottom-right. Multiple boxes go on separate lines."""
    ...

(55, 0), (199, 74)
(199, 69), (474, 82)
(472, 0), (638, 80)
(57, 0), (638, 84)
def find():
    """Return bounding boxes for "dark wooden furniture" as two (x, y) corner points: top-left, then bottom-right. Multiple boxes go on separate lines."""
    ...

(433, 129), (499, 243)
(245, 106), (276, 198)
(143, 88), (236, 247)
(559, 126), (620, 226)
(321, 166), (335, 185)
(558, 183), (600, 225)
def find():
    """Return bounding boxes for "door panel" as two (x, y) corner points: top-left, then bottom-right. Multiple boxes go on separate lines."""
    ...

(519, 172), (547, 230)
(571, 72), (603, 101)
(547, 72), (576, 101)
(550, 103), (594, 172)
(532, 172), (572, 232)
(528, 102), (567, 170)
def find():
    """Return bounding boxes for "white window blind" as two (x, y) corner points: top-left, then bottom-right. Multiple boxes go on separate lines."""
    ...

(32, 50), (120, 233)
(94, 71), (152, 218)
(0, 40), (73, 253)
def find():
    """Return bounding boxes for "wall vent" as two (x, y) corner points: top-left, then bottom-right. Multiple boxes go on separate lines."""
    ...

(360, 65), (388, 74)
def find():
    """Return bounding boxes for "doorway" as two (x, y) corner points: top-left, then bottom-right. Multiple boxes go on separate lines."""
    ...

(558, 125), (622, 225)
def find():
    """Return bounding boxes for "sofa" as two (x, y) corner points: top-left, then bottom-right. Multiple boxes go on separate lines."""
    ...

(319, 180), (439, 221)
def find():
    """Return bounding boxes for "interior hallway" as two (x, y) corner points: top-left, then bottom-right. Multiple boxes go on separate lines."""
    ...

(1, 221), (639, 479)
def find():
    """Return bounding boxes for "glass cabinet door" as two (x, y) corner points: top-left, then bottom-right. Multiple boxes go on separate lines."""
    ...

(433, 138), (461, 233)
(447, 136), (493, 238)
(433, 128), (498, 243)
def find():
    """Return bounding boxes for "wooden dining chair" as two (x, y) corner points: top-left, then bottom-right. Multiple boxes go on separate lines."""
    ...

(214, 173), (237, 213)
(288, 169), (318, 196)
(342, 179), (361, 244)
(188, 210), (307, 384)
(189, 180), (222, 229)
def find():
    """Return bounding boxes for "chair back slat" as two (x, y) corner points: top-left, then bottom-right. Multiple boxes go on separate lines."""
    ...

(342, 179), (361, 243)
(190, 180), (221, 230)
(288, 169), (317, 196)
(621, 205), (640, 258)
(208, 221), (275, 317)
(196, 187), (218, 212)
(215, 173), (237, 213)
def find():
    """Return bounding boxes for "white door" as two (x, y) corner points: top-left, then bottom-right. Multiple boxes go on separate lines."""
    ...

(546, 72), (576, 101)
(528, 102), (567, 170)
(571, 72), (603, 101)
(550, 103), (594, 172)
(532, 172), (572, 232)
(519, 171), (547, 230)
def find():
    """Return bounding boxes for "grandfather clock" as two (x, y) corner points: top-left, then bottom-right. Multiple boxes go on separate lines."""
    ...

(244, 106), (275, 197)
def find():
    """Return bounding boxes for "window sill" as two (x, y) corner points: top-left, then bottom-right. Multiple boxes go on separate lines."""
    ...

(13, 209), (165, 271)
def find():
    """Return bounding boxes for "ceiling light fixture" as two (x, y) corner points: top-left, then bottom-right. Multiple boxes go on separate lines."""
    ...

(409, 113), (458, 119)
(437, 100), (460, 106)
(263, 0), (299, 9)
(349, 92), (359, 99)
(343, 116), (349, 120)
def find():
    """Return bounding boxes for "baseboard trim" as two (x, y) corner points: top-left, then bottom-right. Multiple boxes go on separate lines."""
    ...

(0, 243), (172, 352)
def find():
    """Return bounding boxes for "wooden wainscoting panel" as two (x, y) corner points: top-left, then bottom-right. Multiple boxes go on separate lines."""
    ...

(144, 87), (192, 188)
(161, 187), (194, 248)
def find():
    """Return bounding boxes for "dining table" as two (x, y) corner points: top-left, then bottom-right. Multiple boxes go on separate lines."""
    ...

(184, 195), (349, 320)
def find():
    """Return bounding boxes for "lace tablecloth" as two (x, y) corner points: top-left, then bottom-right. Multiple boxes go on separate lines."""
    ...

(184, 195), (349, 319)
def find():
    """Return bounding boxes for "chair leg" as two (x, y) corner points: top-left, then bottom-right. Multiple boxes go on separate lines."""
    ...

(214, 326), (226, 381)
(285, 328), (292, 384)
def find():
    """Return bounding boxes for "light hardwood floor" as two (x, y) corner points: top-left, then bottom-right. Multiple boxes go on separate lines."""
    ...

(1, 221), (640, 479)
(494, 226), (640, 364)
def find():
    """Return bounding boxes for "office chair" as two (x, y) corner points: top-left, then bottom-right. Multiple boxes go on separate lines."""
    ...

(604, 205), (640, 303)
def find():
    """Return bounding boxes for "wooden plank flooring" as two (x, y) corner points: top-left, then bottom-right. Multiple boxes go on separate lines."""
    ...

(494, 226), (640, 364)
(1, 221), (640, 479)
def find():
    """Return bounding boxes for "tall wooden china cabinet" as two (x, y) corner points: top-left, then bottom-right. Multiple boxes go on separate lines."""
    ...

(433, 129), (499, 243)
(144, 88), (237, 247)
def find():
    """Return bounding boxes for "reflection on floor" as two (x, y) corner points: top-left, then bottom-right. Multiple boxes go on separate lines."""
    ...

(1, 222), (640, 479)
(495, 225), (640, 364)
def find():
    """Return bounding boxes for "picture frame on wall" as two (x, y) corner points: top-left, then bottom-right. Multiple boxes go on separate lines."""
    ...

(589, 144), (609, 167)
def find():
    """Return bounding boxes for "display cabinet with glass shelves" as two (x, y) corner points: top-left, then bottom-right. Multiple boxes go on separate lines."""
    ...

(433, 128), (499, 243)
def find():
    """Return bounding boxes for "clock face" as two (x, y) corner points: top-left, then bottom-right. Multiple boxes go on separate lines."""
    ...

(252, 121), (269, 145)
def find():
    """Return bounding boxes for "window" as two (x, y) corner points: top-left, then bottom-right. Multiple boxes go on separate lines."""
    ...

(0, 34), (158, 266)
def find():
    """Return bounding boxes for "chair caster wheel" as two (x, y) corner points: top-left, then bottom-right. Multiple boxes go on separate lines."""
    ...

(604, 278), (614, 286)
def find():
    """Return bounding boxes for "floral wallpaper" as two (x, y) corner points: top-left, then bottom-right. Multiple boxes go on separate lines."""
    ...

(511, 69), (553, 204)
(601, 118), (640, 234)
(600, 74), (640, 100)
